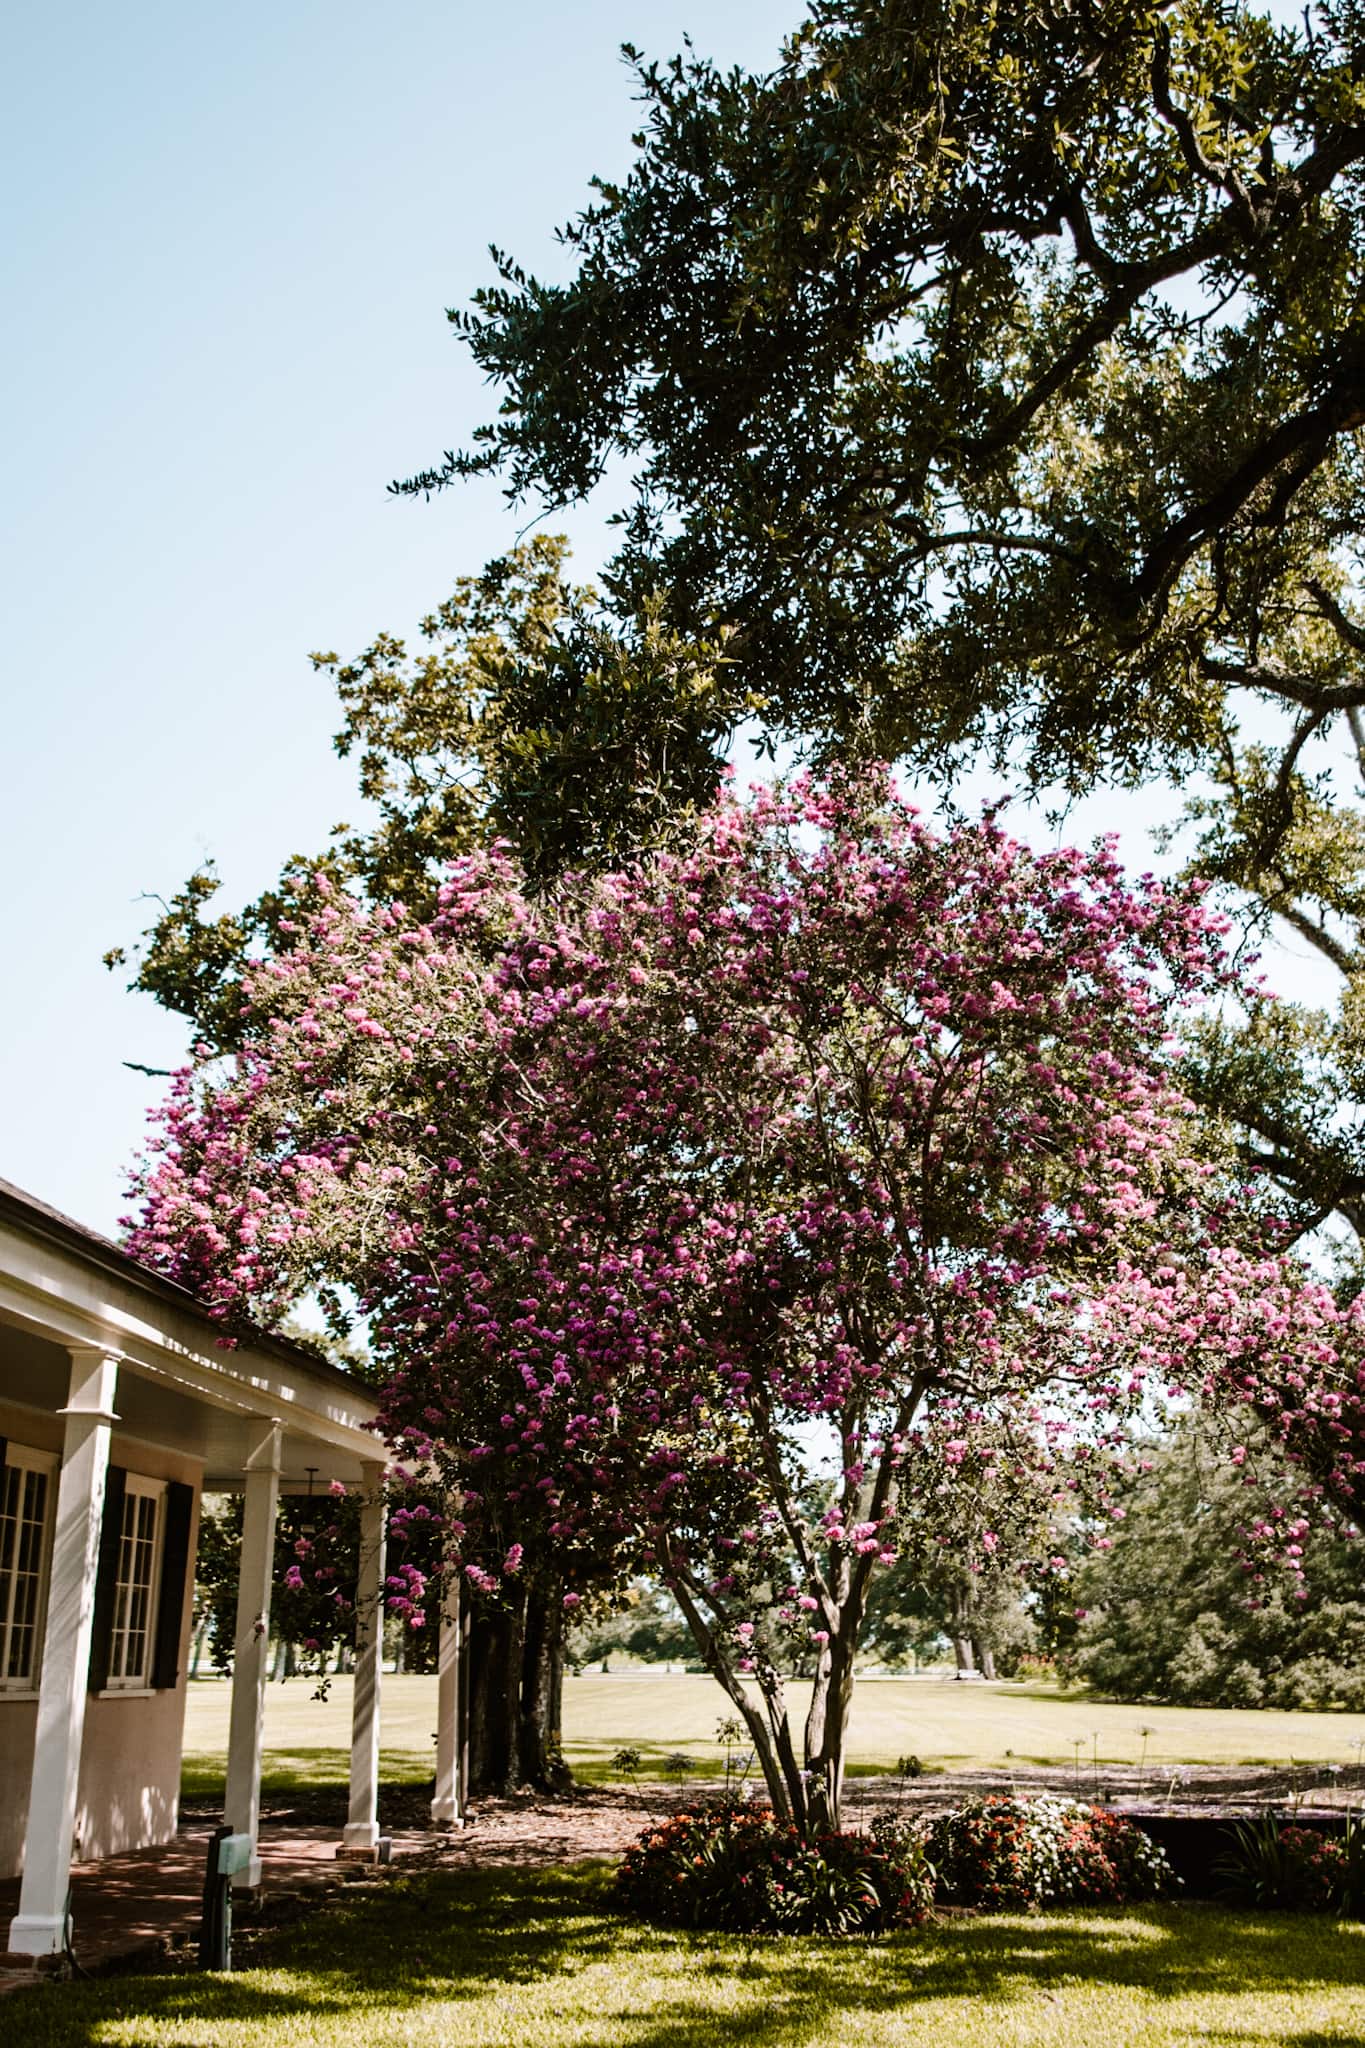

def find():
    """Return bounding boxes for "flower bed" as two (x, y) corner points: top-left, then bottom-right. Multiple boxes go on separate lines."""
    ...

(920, 1795), (1175, 1910)
(613, 1805), (935, 1935)
(614, 1794), (1176, 1934)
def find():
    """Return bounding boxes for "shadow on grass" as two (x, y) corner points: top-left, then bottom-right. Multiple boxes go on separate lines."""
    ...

(15, 1865), (1365, 2048)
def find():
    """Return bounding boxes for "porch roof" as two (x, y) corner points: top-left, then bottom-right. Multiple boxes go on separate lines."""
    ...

(0, 1175), (380, 1487)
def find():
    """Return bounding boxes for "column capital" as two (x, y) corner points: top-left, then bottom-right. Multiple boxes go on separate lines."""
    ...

(57, 1347), (120, 1423)
(243, 1419), (283, 1474)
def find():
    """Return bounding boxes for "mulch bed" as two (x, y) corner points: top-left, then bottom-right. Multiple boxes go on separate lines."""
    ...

(187, 1757), (1364, 1875)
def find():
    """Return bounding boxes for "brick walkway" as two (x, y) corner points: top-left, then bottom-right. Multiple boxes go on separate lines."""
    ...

(0, 1818), (431, 1988)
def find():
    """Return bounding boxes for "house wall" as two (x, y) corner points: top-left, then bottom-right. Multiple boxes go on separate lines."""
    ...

(0, 1402), (202, 1878)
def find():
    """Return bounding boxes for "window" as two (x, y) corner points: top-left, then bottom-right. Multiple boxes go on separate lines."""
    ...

(0, 1446), (56, 1693)
(106, 1475), (165, 1691)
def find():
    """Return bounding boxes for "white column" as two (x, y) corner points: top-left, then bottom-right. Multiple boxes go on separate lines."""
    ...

(431, 1580), (463, 1827)
(341, 1463), (386, 1853)
(224, 1421), (281, 1889)
(9, 1348), (119, 1958)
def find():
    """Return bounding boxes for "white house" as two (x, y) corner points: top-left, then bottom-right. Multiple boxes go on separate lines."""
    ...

(0, 1174), (464, 1964)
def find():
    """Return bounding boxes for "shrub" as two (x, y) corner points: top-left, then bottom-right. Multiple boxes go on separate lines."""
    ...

(923, 1795), (1174, 1910)
(614, 1804), (935, 1936)
(1215, 1814), (1355, 1911)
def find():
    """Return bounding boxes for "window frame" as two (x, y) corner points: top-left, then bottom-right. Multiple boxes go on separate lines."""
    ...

(0, 1443), (58, 1697)
(103, 1473), (166, 1695)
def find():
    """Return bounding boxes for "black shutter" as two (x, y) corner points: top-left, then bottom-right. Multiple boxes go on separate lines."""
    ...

(151, 1481), (194, 1689)
(87, 1464), (127, 1692)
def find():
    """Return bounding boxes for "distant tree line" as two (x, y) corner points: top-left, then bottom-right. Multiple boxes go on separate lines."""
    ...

(1066, 1419), (1365, 1712)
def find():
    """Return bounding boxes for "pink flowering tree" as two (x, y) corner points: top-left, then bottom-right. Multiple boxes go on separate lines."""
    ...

(126, 771), (1357, 1831)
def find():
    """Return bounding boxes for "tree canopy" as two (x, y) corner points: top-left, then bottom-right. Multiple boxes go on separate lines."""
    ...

(385, 0), (1365, 1254)
(413, 0), (1365, 800)
(106, 1), (1365, 1806)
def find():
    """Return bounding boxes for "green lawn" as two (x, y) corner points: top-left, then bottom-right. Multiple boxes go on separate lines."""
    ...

(180, 1673), (1365, 1797)
(16, 1864), (1365, 2047)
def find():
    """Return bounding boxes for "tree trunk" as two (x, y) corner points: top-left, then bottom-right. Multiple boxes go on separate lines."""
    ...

(803, 1625), (862, 1833)
(465, 1583), (574, 1799)
(951, 1587), (976, 1677)
(972, 1636), (997, 1681)
(763, 1677), (812, 1830)
(670, 1576), (801, 1825)
(519, 1584), (571, 1788)
(466, 1594), (525, 1795)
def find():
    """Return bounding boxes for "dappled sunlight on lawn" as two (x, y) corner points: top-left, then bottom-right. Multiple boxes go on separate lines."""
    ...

(13, 1869), (1365, 2048)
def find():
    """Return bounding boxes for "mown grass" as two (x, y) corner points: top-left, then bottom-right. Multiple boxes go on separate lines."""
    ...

(180, 1673), (1365, 1797)
(16, 1863), (1365, 2047)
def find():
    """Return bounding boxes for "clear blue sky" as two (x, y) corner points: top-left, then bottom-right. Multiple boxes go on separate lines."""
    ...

(1, 0), (1332, 1236)
(1, 0), (799, 1231)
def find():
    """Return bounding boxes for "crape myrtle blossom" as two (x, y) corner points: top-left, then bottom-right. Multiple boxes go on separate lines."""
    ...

(124, 769), (1348, 1832)
(200, 1471), (446, 1678)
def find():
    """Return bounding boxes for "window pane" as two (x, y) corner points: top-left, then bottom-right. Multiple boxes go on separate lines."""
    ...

(108, 1486), (160, 1687)
(0, 1466), (17, 1581)
(0, 1463), (50, 1686)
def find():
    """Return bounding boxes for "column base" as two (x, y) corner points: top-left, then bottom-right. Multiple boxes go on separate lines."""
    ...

(429, 1797), (464, 1827)
(6, 1913), (67, 1959)
(229, 1859), (263, 1891)
(341, 1820), (380, 1851)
